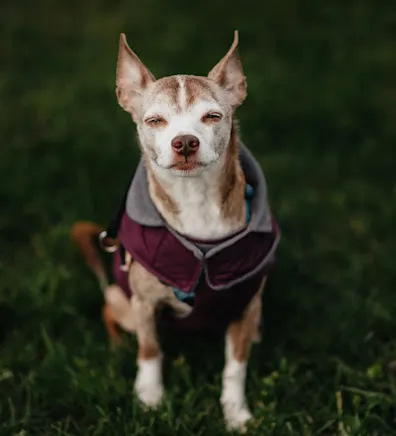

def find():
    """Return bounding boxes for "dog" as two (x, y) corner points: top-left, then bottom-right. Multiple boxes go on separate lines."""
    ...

(71, 30), (280, 432)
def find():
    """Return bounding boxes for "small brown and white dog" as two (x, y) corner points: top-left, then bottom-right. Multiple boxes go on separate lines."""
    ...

(72, 31), (280, 432)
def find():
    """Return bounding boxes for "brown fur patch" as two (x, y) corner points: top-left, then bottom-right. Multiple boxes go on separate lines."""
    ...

(130, 294), (160, 361)
(151, 76), (180, 109)
(138, 342), (160, 360)
(103, 304), (121, 343)
(145, 157), (179, 219)
(227, 277), (266, 362)
(128, 261), (191, 361)
(71, 221), (111, 289)
(183, 75), (216, 107)
(219, 120), (246, 225)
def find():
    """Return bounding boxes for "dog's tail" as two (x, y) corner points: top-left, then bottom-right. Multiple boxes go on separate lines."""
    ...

(71, 221), (109, 291)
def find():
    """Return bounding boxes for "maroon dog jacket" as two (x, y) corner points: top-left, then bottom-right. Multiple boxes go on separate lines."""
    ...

(112, 143), (280, 332)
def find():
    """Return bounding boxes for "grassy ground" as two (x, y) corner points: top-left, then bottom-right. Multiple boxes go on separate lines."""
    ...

(1, 0), (396, 434)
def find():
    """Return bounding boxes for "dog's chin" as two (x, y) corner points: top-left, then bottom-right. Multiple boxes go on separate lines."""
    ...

(170, 166), (205, 177)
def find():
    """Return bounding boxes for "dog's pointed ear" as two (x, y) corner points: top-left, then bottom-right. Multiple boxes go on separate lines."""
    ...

(116, 33), (155, 119)
(208, 30), (247, 108)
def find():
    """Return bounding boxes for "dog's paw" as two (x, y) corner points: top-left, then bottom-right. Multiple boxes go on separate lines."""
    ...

(134, 357), (164, 409)
(135, 378), (164, 408)
(221, 398), (253, 433)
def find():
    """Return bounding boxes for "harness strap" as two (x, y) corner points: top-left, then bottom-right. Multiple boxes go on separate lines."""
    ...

(105, 172), (135, 239)
(99, 171), (135, 266)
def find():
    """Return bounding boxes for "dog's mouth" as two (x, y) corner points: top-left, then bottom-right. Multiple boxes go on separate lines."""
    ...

(169, 161), (205, 171)
(166, 156), (209, 172)
(153, 154), (219, 174)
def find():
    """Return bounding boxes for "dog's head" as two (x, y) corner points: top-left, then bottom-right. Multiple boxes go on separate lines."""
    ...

(116, 31), (247, 176)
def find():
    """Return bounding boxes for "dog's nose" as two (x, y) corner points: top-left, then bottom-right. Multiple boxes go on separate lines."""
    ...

(171, 135), (200, 156)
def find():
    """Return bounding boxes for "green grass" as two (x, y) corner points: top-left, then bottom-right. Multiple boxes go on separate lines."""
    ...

(1, 0), (396, 434)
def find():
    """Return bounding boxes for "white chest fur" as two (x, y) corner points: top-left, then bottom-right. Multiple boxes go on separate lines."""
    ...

(151, 165), (243, 240)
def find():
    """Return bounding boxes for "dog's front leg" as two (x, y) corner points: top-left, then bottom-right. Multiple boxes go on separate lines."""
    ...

(133, 296), (164, 408)
(221, 279), (266, 432)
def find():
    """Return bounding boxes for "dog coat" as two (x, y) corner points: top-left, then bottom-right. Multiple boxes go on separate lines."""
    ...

(111, 143), (280, 332)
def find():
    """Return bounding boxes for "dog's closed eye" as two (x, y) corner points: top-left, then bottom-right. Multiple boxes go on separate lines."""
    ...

(145, 116), (167, 127)
(201, 112), (223, 124)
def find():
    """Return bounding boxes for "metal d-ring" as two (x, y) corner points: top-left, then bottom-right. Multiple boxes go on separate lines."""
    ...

(98, 231), (118, 253)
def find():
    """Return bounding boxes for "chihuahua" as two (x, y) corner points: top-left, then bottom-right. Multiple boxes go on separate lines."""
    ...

(72, 31), (280, 432)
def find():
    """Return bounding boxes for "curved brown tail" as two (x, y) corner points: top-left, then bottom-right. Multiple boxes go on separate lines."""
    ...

(71, 221), (108, 291)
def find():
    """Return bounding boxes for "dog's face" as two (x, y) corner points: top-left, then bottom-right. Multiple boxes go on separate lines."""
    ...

(116, 31), (247, 176)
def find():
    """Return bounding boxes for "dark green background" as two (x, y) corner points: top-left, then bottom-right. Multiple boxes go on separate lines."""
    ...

(1, 0), (396, 434)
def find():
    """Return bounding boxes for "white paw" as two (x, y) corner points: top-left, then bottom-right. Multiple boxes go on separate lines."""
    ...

(135, 377), (164, 408)
(221, 356), (252, 433)
(134, 357), (164, 408)
(221, 397), (252, 433)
